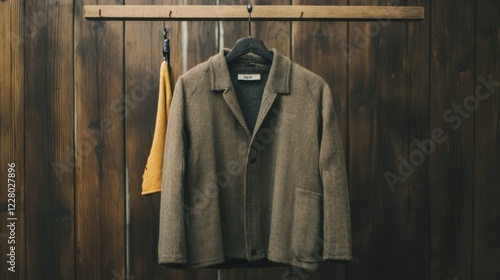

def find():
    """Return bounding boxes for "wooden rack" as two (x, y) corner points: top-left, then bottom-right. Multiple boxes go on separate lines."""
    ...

(84, 5), (424, 21)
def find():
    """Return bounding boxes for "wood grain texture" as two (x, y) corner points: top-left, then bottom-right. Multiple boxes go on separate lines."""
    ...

(125, 1), (171, 279)
(292, 0), (349, 150)
(292, 0), (348, 279)
(122, 1), (176, 279)
(347, 7), (387, 276)
(0, 0), (25, 279)
(83, 5), (425, 21)
(24, 0), (75, 279)
(187, 0), (218, 68)
(429, 0), (475, 279)
(74, 0), (125, 279)
(347, 0), (430, 279)
(402, 0), (431, 279)
(4, 1), (500, 279)
(125, 0), (216, 278)
(473, 0), (500, 279)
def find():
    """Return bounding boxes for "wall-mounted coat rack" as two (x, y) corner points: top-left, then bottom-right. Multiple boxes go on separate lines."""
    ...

(84, 5), (424, 21)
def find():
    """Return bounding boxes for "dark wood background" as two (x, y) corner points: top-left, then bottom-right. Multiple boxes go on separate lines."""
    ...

(1, 0), (499, 279)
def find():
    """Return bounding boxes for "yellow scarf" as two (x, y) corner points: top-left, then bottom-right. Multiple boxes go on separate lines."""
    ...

(141, 61), (173, 195)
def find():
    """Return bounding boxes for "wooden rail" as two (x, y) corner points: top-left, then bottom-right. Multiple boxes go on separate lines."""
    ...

(84, 5), (424, 21)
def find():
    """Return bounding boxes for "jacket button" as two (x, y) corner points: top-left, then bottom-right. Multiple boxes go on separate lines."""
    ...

(251, 249), (257, 256)
(249, 158), (257, 164)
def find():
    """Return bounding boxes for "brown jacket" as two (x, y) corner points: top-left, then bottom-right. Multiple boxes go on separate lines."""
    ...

(159, 49), (352, 270)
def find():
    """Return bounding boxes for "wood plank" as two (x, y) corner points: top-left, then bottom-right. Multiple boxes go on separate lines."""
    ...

(84, 5), (425, 21)
(220, 0), (290, 278)
(402, 0), (431, 279)
(292, 0), (348, 279)
(125, 0), (216, 278)
(429, 0), (475, 278)
(0, 0), (25, 279)
(24, 0), (75, 279)
(186, 0), (218, 68)
(125, 0), (174, 277)
(473, 0), (500, 279)
(74, 0), (126, 279)
(347, 0), (430, 279)
(125, 9), (172, 279)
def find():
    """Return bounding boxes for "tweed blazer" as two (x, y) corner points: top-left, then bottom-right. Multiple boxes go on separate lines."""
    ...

(158, 49), (352, 270)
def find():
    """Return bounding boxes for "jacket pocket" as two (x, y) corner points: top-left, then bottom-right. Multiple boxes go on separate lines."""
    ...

(292, 187), (323, 262)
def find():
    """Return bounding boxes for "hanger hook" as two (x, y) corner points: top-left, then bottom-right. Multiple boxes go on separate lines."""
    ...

(162, 24), (170, 63)
(247, 4), (252, 38)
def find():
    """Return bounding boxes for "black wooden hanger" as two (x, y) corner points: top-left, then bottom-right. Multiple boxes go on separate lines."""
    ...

(225, 4), (273, 62)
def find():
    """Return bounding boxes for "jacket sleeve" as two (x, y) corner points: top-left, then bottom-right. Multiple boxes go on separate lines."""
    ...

(158, 76), (187, 265)
(319, 83), (353, 262)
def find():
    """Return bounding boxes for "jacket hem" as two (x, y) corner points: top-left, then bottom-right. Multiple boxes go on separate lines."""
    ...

(322, 254), (353, 264)
(158, 254), (351, 270)
(267, 256), (318, 271)
(159, 257), (225, 269)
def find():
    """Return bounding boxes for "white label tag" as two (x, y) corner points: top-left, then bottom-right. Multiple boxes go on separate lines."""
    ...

(238, 74), (261, 81)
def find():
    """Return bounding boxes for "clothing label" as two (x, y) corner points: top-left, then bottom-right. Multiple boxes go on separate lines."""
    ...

(238, 74), (261, 81)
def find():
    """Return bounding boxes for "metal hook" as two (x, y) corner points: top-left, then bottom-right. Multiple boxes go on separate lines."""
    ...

(247, 4), (252, 38)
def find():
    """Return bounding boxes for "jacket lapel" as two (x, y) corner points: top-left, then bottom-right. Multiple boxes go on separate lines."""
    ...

(252, 89), (277, 139)
(209, 48), (292, 139)
(209, 51), (251, 136)
(251, 50), (292, 138)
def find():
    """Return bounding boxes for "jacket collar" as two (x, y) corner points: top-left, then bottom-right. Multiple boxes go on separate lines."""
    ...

(209, 48), (292, 94)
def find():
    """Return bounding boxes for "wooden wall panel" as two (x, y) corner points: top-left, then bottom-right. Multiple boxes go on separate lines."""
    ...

(3, 1), (500, 279)
(74, 0), (125, 279)
(187, 0), (218, 68)
(473, 0), (500, 279)
(291, 0), (348, 279)
(347, 0), (430, 279)
(402, 0), (431, 279)
(429, 0), (475, 279)
(125, 0), (216, 278)
(124, 0), (185, 277)
(0, 0), (25, 279)
(125, 0), (171, 278)
(24, 0), (75, 279)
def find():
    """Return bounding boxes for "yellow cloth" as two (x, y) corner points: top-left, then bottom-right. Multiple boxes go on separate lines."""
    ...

(142, 61), (173, 195)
